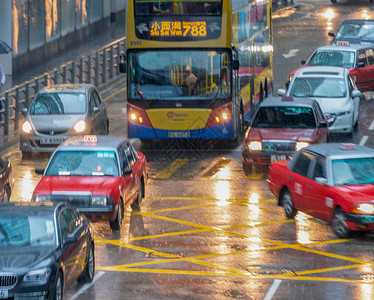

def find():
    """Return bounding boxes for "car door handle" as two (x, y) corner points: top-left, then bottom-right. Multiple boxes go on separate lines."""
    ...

(306, 184), (312, 190)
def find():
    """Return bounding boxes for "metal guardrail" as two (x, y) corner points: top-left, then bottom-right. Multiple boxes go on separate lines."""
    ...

(0, 37), (126, 137)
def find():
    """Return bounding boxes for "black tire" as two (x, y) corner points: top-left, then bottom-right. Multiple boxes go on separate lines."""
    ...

(109, 200), (123, 231)
(79, 243), (95, 283)
(131, 182), (143, 210)
(281, 189), (297, 219)
(332, 207), (352, 238)
(243, 163), (252, 176)
(54, 271), (63, 300)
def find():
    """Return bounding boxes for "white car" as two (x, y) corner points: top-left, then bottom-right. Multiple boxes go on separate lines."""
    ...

(278, 66), (361, 136)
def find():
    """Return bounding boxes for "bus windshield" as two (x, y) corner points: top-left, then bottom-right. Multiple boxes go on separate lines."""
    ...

(135, 0), (222, 16)
(128, 50), (231, 100)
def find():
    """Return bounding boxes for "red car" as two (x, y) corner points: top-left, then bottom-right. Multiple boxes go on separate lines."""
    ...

(242, 96), (329, 175)
(285, 44), (374, 93)
(33, 135), (147, 230)
(268, 143), (374, 238)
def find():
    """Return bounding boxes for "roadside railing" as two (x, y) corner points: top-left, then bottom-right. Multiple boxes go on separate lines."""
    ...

(0, 37), (126, 137)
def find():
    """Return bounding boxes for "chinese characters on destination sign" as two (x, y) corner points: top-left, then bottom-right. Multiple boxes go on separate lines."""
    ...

(150, 21), (207, 37)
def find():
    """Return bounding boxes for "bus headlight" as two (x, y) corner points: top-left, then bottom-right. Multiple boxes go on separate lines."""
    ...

(296, 141), (310, 151)
(247, 141), (262, 151)
(22, 121), (33, 134)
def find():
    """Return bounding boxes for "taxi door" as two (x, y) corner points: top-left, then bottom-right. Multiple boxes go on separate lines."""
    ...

(302, 154), (331, 221)
(355, 49), (370, 91)
(121, 143), (139, 205)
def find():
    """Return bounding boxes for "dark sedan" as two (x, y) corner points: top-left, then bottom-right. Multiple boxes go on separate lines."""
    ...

(0, 156), (13, 202)
(0, 201), (94, 300)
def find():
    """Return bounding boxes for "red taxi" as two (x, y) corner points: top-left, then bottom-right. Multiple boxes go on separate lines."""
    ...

(268, 143), (374, 238)
(33, 135), (147, 230)
(285, 44), (374, 92)
(242, 96), (328, 175)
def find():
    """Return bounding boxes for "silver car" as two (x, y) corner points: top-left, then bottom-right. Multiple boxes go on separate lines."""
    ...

(20, 84), (109, 158)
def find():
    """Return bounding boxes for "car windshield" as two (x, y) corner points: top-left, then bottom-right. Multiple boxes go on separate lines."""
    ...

(307, 50), (355, 68)
(46, 151), (119, 176)
(0, 215), (56, 246)
(252, 106), (316, 128)
(336, 23), (374, 39)
(289, 77), (347, 98)
(30, 93), (87, 114)
(332, 157), (374, 186)
(128, 50), (231, 100)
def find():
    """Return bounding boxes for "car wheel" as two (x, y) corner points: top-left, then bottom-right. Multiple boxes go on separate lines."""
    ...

(243, 162), (252, 176)
(332, 207), (352, 238)
(79, 243), (95, 283)
(281, 189), (297, 219)
(54, 271), (63, 300)
(131, 182), (143, 210)
(109, 200), (123, 231)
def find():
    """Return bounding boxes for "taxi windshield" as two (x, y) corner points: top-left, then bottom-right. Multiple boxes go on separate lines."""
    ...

(307, 50), (355, 68)
(46, 151), (119, 177)
(128, 50), (231, 100)
(30, 93), (87, 114)
(332, 157), (374, 186)
(0, 215), (56, 246)
(252, 106), (316, 128)
(290, 77), (347, 98)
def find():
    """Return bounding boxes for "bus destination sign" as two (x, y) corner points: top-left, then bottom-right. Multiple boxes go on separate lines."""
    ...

(150, 20), (207, 37)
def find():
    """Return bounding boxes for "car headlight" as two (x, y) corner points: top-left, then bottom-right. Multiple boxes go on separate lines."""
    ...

(32, 194), (51, 202)
(247, 141), (262, 151)
(74, 120), (86, 133)
(24, 267), (51, 282)
(353, 203), (374, 214)
(92, 195), (113, 206)
(295, 141), (310, 151)
(22, 121), (33, 133)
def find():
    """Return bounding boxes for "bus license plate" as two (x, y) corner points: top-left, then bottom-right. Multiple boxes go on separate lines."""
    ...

(40, 138), (63, 144)
(271, 155), (286, 162)
(168, 132), (190, 138)
(0, 290), (8, 298)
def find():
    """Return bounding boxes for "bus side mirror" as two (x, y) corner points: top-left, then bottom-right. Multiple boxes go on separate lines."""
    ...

(233, 60), (239, 70)
(119, 55), (126, 73)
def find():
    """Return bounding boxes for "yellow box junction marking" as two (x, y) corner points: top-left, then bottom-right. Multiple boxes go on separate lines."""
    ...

(95, 196), (374, 283)
(155, 159), (189, 178)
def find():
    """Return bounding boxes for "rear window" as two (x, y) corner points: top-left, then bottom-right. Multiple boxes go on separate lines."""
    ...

(252, 106), (316, 129)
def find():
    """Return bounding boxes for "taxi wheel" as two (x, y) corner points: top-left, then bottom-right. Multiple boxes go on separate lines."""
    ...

(131, 182), (143, 210)
(332, 207), (352, 238)
(243, 163), (252, 176)
(79, 243), (95, 283)
(54, 271), (63, 300)
(282, 189), (297, 219)
(110, 200), (123, 231)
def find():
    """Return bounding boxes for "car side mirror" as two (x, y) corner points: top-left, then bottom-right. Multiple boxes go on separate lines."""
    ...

(35, 168), (44, 175)
(22, 108), (28, 114)
(277, 88), (286, 96)
(315, 177), (328, 186)
(123, 168), (132, 175)
(301, 60), (306, 65)
(356, 62), (365, 69)
(352, 89), (361, 98)
(318, 121), (328, 128)
(64, 233), (78, 245)
(93, 107), (99, 114)
(328, 31), (335, 37)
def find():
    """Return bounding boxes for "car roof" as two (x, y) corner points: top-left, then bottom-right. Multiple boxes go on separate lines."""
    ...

(305, 143), (374, 160)
(38, 84), (96, 94)
(56, 135), (128, 151)
(294, 66), (346, 78)
(315, 44), (369, 52)
(0, 201), (65, 216)
(259, 96), (319, 108)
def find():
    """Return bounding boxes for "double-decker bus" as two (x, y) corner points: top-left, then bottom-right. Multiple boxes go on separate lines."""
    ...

(122, 0), (273, 143)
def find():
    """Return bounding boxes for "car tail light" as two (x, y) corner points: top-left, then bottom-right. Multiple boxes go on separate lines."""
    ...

(206, 102), (232, 128)
(127, 103), (152, 127)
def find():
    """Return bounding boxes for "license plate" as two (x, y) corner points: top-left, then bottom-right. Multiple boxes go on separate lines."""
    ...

(271, 155), (287, 162)
(40, 138), (63, 144)
(0, 290), (8, 298)
(168, 132), (190, 138)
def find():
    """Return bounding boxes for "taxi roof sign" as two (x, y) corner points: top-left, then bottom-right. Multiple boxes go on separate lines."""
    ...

(336, 41), (350, 46)
(340, 143), (356, 150)
(84, 135), (97, 143)
(281, 96), (294, 101)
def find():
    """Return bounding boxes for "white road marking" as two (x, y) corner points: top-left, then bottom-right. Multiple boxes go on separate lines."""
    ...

(263, 279), (282, 300)
(360, 135), (368, 146)
(70, 271), (105, 300)
(282, 49), (300, 59)
(369, 119), (374, 131)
